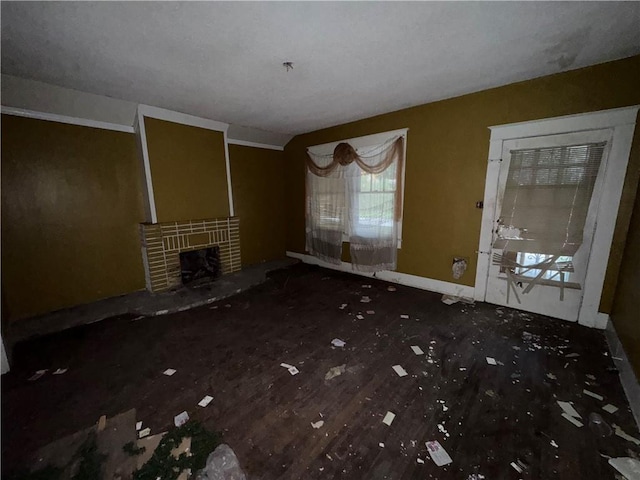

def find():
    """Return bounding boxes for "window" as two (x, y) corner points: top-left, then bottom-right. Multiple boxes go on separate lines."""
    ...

(305, 129), (407, 271)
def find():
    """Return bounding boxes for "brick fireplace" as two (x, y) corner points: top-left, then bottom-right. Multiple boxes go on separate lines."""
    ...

(140, 217), (241, 293)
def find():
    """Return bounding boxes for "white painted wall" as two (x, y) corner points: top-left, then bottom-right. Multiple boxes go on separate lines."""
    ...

(1, 74), (137, 128)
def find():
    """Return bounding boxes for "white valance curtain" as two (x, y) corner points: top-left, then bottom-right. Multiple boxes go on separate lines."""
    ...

(305, 136), (404, 272)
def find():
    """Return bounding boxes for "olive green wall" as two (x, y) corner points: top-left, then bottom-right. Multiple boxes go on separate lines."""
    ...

(1, 115), (146, 321)
(144, 117), (229, 222)
(611, 174), (640, 377)
(229, 145), (286, 266)
(284, 55), (640, 313)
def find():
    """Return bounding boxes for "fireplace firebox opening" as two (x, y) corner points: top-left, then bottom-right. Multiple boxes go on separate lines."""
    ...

(179, 246), (221, 286)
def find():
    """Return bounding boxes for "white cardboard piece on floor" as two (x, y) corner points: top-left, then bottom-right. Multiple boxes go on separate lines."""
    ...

(392, 365), (408, 377)
(311, 420), (324, 429)
(136, 421), (142, 431)
(29, 370), (47, 381)
(608, 457), (640, 480)
(356, 314), (364, 320)
(163, 369), (177, 376)
(426, 440), (452, 467)
(280, 363), (299, 375)
(486, 357), (497, 366)
(613, 424), (640, 446)
(603, 404), (619, 414)
(400, 314), (409, 319)
(583, 389), (604, 401)
(557, 401), (582, 419)
(411, 346), (424, 355)
(382, 411), (396, 426)
(561, 413), (584, 427)
(331, 338), (346, 348)
(174, 411), (189, 427)
(198, 395), (214, 407)
(53, 368), (68, 375)
(139, 427), (151, 438)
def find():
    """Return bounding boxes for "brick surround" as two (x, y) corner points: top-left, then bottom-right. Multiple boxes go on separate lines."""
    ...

(140, 217), (241, 292)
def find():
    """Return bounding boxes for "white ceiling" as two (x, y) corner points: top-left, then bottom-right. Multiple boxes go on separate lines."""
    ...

(2, 2), (639, 137)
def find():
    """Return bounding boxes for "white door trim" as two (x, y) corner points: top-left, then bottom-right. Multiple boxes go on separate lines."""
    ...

(475, 105), (639, 329)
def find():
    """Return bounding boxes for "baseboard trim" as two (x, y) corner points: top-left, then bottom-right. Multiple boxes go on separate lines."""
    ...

(286, 251), (474, 298)
(605, 319), (640, 428)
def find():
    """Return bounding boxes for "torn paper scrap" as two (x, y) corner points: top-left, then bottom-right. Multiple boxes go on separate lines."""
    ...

(565, 353), (580, 358)
(426, 440), (452, 467)
(356, 314), (364, 320)
(360, 296), (371, 303)
(163, 368), (177, 376)
(486, 357), (497, 366)
(366, 310), (375, 315)
(561, 413), (584, 427)
(557, 401), (582, 419)
(387, 286), (396, 292)
(198, 395), (214, 407)
(379, 442), (385, 448)
(613, 424), (640, 446)
(416, 458), (425, 464)
(325, 364), (346, 380)
(382, 411), (396, 426)
(331, 338), (346, 348)
(411, 346), (424, 355)
(362, 284), (371, 288)
(339, 304), (347, 310)
(97, 415), (107, 432)
(280, 363), (300, 375)
(400, 314), (409, 319)
(603, 404), (619, 414)
(53, 368), (68, 375)
(139, 427), (151, 439)
(311, 420), (324, 429)
(511, 462), (523, 474)
(174, 411), (189, 427)
(583, 389), (604, 401)
(28, 370), (47, 381)
(392, 365), (408, 377)
(608, 457), (640, 480)
(136, 421), (142, 431)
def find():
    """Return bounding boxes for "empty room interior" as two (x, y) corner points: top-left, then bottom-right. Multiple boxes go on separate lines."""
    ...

(2, 2), (640, 479)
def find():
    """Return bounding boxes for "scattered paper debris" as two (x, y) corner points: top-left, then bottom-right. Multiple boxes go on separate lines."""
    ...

(417, 458), (425, 464)
(382, 411), (396, 426)
(379, 442), (385, 448)
(28, 370), (47, 381)
(411, 346), (424, 355)
(97, 415), (107, 432)
(356, 314), (364, 320)
(362, 284), (371, 288)
(366, 310), (375, 315)
(546, 373), (557, 380)
(331, 338), (346, 348)
(325, 364), (346, 380)
(583, 389), (604, 401)
(387, 286), (396, 292)
(311, 420), (324, 429)
(561, 413), (584, 427)
(511, 462), (523, 473)
(586, 374), (596, 380)
(603, 404), (619, 414)
(426, 440), (452, 467)
(280, 363), (299, 375)
(613, 424), (640, 446)
(139, 427), (151, 439)
(400, 314), (409, 319)
(392, 365), (408, 377)
(557, 401), (582, 419)
(174, 411), (189, 427)
(136, 421), (142, 431)
(437, 400), (449, 412)
(550, 440), (558, 448)
(360, 296), (371, 303)
(52, 368), (67, 375)
(198, 395), (214, 407)
(339, 304), (347, 310)
(486, 357), (497, 366)
(608, 457), (640, 480)
(163, 368), (177, 376)
(437, 424), (450, 438)
(565, 353), (580, 358)
(441, 294), (459, 305)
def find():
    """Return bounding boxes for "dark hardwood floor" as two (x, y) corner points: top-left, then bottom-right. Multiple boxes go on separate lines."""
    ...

(2, 264), (638, 479)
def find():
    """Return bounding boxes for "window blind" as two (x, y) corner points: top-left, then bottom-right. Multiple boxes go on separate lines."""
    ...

(495, 142), (605, 255)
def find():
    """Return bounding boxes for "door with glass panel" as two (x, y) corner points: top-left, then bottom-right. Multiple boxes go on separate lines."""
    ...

(485, 130), (611, 321)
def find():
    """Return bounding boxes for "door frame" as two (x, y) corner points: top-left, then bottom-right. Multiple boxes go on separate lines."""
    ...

(474, 106), (639, 329)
